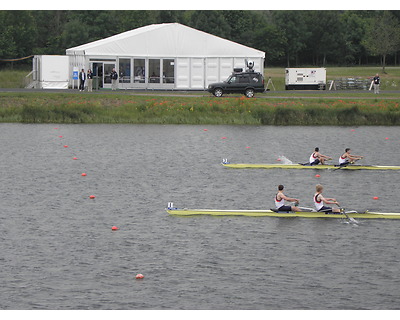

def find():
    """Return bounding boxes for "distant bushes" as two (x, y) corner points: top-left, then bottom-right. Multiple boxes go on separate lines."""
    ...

(0, 92), (400, 125)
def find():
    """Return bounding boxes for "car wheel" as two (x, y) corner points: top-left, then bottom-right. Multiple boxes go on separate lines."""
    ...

(245, 88), (254, 98)
(213, 88), (223, 97)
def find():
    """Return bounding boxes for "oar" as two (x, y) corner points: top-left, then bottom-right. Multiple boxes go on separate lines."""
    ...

(336, 205), (359, 224)
(334, 158), (363, 170)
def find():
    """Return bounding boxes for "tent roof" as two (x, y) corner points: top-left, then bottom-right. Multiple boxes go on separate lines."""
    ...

(66, 23), (265, 58)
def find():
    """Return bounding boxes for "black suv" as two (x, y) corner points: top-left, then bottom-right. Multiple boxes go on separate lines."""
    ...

(207, 69), (265, 98)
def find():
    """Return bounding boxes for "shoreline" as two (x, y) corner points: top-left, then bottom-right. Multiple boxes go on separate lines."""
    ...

(1, 91), (399, 125)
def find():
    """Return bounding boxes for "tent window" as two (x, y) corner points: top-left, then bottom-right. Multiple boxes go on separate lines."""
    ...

(149, 59), (161, 83)
(163, 59), (174, 83)
(134, 59), (145, 83)
(119, 59), (131, 83)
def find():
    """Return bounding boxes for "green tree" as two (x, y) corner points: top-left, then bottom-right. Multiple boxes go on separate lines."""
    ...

(189, 11), (231, 39)
(61, 18), (90, 49)
(305, 11), (345, 66)
(253, 23), (286, 65)
(362, 11), (400, 72)
(339, 11), (368, 65)
(272, 11), (311, 67)
(1, 11), (38, 58)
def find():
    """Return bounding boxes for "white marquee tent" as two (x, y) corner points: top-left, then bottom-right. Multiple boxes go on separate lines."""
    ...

(66, 23), (265, 90)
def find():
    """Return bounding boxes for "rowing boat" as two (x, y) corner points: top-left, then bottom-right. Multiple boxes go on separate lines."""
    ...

(166, 208), (400, 219)
(222, 163), (400, 170)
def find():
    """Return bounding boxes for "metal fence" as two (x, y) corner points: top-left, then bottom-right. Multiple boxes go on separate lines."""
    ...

(328, 78), (373, 90)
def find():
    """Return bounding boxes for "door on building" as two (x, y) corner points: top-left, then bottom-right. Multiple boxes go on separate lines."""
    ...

(103, 63), (115, 89)
(92, 62), (103, 89)
(91, 62), (116, 89)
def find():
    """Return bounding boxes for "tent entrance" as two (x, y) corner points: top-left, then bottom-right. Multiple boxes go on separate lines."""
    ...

(103, 63), (116, 89)
(91, 61), (116, 89)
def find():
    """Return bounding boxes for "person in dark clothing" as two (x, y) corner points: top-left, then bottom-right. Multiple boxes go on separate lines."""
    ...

(110, 68), (118, 90)
(79, 68), (86, 91)
(373, 73), (380, 94)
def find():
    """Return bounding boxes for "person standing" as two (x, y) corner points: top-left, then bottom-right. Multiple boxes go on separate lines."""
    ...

(87, 69), (93, 92)
(274, 185), (302, 212)
(373, 73), (380, 94)
(110, 68), (118, 90)
(79, 68), (86, 91)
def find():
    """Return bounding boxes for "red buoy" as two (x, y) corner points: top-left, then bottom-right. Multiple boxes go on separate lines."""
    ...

(111, 226), (119, 231)
(64, 145), (68, 148)
(89, 195), (96, 199)
(136, 274), (144, 279)
(315, 174), (321, 178)
(73, 157), (78, 160)
(373, 196), (379, 200)
(81, 173), (87, 176)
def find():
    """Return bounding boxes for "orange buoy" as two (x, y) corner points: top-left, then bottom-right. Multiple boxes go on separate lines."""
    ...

(315, 174), (320, 178)
(111, 226), (119, 231)
(136, 274), (144, 279)
(89, 195), (96, 199)
(81, 173), (87, 176)
(373, 196), (379, 200)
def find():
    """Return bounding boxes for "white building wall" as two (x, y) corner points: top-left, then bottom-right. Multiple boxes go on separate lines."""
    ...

(190, 58), (205, 89)
(205, 58), (219, 88)
(219, 58), (234, 82)
(175, 58), (190, 89)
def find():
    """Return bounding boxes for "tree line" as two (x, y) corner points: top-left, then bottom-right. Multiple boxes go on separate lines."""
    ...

(1, 10), (400, 71)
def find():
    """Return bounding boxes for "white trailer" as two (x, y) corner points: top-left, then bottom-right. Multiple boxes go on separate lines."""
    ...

(31, 55), (69, 89)
(285, 68), (326, 90)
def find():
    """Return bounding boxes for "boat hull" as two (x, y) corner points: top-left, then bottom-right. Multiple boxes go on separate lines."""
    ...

(166, 208), (400, 219)
(222, 163), (400, 170)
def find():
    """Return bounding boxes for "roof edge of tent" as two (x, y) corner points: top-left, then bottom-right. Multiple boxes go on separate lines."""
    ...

(66, 23), (265, 58)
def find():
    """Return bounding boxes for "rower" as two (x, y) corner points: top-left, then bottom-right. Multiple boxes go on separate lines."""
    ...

(275, 185), (302, 212)
(339, 148), (363, 166)
(314, 184), (341, 213)
(309, 147), (331, 165)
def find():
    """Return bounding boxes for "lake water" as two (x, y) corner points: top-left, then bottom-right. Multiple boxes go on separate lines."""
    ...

(1, 123), (400, 310)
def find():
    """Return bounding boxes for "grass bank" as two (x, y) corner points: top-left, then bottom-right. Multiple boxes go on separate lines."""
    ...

(265, 66), (400, 91)
(1, 92), (400, 125)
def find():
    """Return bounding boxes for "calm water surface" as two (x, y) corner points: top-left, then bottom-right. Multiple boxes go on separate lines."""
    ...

(0, 124), (400, 310)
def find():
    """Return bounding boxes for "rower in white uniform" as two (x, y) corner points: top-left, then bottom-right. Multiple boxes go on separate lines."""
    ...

(339, 148), (363, 166)
(274, 185), (302, 212)
(314, 184), (341, 213)
(309, 147), (332, 165)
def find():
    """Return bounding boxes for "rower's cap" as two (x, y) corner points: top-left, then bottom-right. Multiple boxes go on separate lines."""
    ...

(315, 147), (319, 151)
(278, 184), (284, 190)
